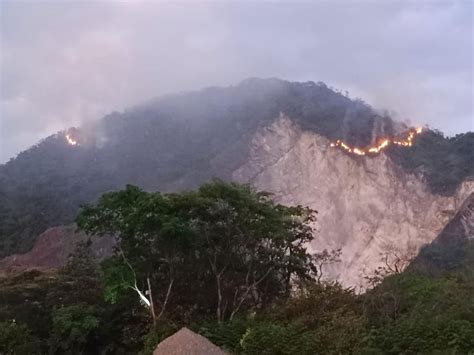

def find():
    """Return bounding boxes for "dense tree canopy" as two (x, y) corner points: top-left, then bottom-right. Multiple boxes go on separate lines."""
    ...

(76, 181), (318, 324)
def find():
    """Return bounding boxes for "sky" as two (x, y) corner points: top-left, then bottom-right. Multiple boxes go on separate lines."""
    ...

(1, 0), (473, 163)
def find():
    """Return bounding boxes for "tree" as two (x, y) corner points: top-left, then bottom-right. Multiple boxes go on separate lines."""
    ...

(49, 304), (99, 354)
(197, 281), (366, 355)
(362, 272), (474, 353)
(77, 185), (189, 325)
(364, 242), (416, 288)
(312, 249), (342, 283)
(177, 181), (317, 322)
(76, 181), (318, 323)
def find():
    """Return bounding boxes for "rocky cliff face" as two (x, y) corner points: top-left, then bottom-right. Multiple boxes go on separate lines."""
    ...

(233, 115), (473, 288)
(410, 192), (474, 275)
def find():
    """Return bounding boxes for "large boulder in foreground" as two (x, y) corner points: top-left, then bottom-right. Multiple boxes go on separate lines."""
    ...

(153, 327), (226, 355)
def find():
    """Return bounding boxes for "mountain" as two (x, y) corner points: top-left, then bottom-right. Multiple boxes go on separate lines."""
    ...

(1, 78), (473, 287)
(233, 115), (472, 286)
(410, 192), (474, 275)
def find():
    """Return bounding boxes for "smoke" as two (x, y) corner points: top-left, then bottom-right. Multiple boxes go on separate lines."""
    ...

(1, 1), (472, 162)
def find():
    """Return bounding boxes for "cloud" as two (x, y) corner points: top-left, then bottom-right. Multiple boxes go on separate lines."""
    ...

(1, 1), (472, 162)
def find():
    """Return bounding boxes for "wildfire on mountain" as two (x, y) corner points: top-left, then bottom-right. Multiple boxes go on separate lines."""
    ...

(330, 127), (423, 156)
(65, 134), (78, 146)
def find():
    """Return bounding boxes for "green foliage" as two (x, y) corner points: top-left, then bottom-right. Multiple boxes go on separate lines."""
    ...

(101, 258), (136, 304)
(1, 247), (473, 354)
(388, 130), (474, 195)
(49, 304), (100, 354)
(266, 281), (366, 354)
(0, 320), (40, 355)
(76, 181), (318, 323)
(2, 177), (473, 353)
(0, 245), (148, 354)
(195, 271), (474, 355)
(193, 282), (366, 355)
(0, 136), (119, 257)
(364, 318), (474, 354)
(234, 317), (364, 355)
(197, 318), (251, 353)
(239, 321), (310, 354)
(276, 281), (361, 326)
(363, 272), (474, 353)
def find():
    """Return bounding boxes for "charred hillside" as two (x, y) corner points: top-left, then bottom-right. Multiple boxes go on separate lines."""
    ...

(0, 78), (472, 260)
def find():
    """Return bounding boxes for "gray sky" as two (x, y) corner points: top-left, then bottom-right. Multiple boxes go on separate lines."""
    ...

(1, 0), (473, 163)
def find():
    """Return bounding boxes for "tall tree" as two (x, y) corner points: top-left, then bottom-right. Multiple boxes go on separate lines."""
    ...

(77, 185), (190, 324)
(77, 181), (318, 323)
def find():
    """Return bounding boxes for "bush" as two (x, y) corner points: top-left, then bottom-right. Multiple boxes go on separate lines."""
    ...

(363, 272), (474, 353)
(196, 318), (252, 353)
(0, 320), (40, 354)
(49, 304), (99, 354)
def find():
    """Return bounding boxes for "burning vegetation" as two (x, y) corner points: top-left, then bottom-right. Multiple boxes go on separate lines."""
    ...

(65, 134), (78, 146)
(330, 127), (423, 156)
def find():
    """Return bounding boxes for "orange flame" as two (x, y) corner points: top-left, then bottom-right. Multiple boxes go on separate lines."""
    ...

(330, 127), (422, 156)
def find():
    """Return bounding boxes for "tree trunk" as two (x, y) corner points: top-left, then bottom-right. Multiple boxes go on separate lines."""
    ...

(216, 274), (223, 323)
(157, 278), (174, 319)
(147, 276), (157, 325)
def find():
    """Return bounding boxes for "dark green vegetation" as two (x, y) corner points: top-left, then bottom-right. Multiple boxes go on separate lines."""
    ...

(76, 181), (317, 324)
(387, 130), (474, 196)
(1, 78), (472, 258)
(0, 245), (148, 354)
(1, 181), (473, 354)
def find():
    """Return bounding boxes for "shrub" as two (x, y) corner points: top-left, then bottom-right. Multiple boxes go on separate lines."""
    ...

(0, 320), (40, 354)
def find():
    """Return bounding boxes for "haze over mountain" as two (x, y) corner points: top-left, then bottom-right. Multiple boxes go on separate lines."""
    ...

(2, 1), (474, 352)
(2, 1), (473, 163)
(1, 78), (472, 287)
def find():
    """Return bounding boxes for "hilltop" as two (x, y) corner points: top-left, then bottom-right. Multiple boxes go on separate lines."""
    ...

(0, 79), (472, 273)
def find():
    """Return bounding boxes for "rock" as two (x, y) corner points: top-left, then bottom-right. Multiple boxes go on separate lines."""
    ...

(411, 192), (474, 274)
(232, 115), (473, 288)
(0, 225), (115, 274)
(153, 327), (226, 355)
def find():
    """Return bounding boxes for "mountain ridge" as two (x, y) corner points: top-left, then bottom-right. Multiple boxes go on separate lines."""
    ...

(0, 79), (472, 286)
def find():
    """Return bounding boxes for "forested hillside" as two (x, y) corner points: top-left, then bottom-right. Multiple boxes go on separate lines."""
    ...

(1, 182), (473, 354)
(1, 78), (473, 257)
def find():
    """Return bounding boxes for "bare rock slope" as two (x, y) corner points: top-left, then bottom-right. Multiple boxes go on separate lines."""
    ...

(0, 225), (114, 275)
(233, 115), (473, 288)
(411, 192), (474, 274)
